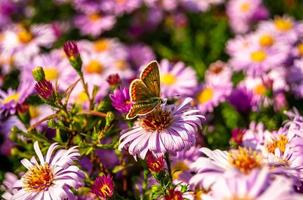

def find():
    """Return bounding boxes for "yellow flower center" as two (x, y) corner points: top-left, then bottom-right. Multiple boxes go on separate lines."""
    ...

(94, 39), (109, 52)
(254, 83), (266, 96)
(161, 73), (177, 86)
(197, 87), (214, 104)
(259, 34), (274, 47)
(140, 108), (173, 132)
(250, 50), (267, 62)
(89, 13), (102, 22)
(172, 161), (189, 180)
(266, 135), (288, 154)
(100, 184), (111, 196)
(18, 29), (33, 44)
(2, 93), (20, 104)
(29, 106), (40, 119)
(22, 164), (54, 192)
(76, 91), (89, 104)
(228, 147), (262, 174)
(85, 60), (104, 74)
(240, 2), (250, 12)
(274, 18), (293, 32)
(115, 60), (127, 70)
(44, 67), (59, 81)
(116, 0), (126, 4)
(297, 43), (303, 57)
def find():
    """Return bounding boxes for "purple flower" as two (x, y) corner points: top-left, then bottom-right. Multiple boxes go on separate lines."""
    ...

(119, 98), (204, 159)
(92, 175), (114, 199)
(128, 44), (155, 68)
(159, 59), (198, 97)
(228, 87), (253, 113)
(109, 87), (132, 114)
(189, 147), (264, 190)
(74, 12), (116, 37)
(195, 83), (232, 113)
(0, 81), (34, 116)
(7, 142), (84, 200)
(205, 168), (303, 200)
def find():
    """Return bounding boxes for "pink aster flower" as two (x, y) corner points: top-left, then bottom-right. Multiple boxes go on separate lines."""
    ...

(119, 98), (204, 159)
(109, 87), (132, 114)
(128, 43), (155, 68)
(226, 0), (268, 33)
(171, 145), (202, 183)
(189, 147), (265, 190)
(1, 172), (18, 199)
(105, 0), (142, 15)
(228, 42), (288, 76)
(204, 61), (232, 86)
(21, 50), (77, 91)
(7, 141), (84, 200)
(0, 23), (57, 67)
(204, 168), (303, 200)
(258, 16), (301, 45)
(0, 81), (34, 116)
(288, 58), (303, 98)
(92, 175), (114, 199)
(159, 59), (198, 97)
(74, 12), (116, 37)
(195, 83), (232, 113)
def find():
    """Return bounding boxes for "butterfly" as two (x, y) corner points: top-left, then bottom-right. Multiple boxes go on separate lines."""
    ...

(126, 60), (164, 119)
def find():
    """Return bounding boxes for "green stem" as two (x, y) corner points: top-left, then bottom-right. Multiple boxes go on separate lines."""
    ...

(165, 153), (173, 182)
(80, 74), (93, 110)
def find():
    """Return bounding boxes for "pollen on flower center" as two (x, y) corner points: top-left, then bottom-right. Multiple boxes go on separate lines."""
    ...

(22, 164), (54, 192)
(2, 93), (20, 104)
(85, 60), (104, 74)
(115, 60), (127, 70)
(89, 13), (102, 22)
(197, 87), (214, 104)
(18, 29), (33, 43)
(228, 147), (262, 174)
(266, 135), (288, 154)
(274, 18), (293, 32)
(251, 50), (267, 62)
(172, 161), (189, 180)
(29, 106), (40, 118)
(100, 184), (111, 196)
(209, 64), (224, 74)
(44, 67), (59, 81)
(254, 84), (267, 96)
(94, 39), (109, 52)
(240, 2), (250, 12)
(297, 43), (303, 57)
(77, 91), (89, 103)
(259, 34), (274, 47)
(140, 109), (173, 132)
(161, 73), (177, 86)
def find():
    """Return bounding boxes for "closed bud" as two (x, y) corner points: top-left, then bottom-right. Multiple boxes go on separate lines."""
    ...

(63, 41), (82, 74)
(146, 152), (165, 173)
(32, 66), (45, 82)
(107, 74), (121, 87)
(35, 80), (54, 100)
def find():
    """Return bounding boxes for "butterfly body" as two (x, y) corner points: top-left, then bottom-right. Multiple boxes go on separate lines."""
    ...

(126, 61), (163, 119)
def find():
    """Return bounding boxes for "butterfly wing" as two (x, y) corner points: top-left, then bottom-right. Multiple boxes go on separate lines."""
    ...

(129, 79), (155, 102)
(126, 98), (162, 119)
(140, 61), (160, 98)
